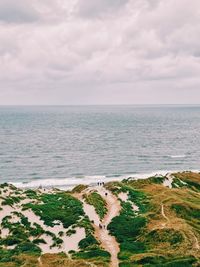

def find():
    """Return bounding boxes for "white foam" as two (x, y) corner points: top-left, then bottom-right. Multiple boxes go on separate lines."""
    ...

(10, 175), (108, 189)
(8, 169), (200, 190)
(168, 155), (186, 158)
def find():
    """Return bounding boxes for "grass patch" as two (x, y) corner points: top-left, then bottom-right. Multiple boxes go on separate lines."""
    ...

(71, 184), (88, 193)
(108, 198), (147, 261)
(84, 192), (107, 220)
(171, 203), (200, 220)
(74, 248), (110, 262)
(145, 228), (184, 246)
(24, 192), (84, 228)
(79, 234), (99, 249)
(132, 255), (197, 267)
(2, 196), (22, 206)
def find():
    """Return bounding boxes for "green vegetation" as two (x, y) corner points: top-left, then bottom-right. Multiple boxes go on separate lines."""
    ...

(71, 184), (88, 193)
(107, 173), (200, 266)
(24, 189), (38, 199)
(0, 212), (46, 256)
(79, 234), (99, 249)
(24, 192), (84, 228)
(14, 241), (41, 255)
(107, 182), (149, 262)
(0, 172), (199, 266)
(171, 203), (200, 220)
(74, 248), (110, 262)
(122, 186), (150, 213)
(108, 211), (146, 243)
(1, 196), (22, 206)
(121, 255), (198, 267)
(145, 228), (184, 246)
(84, 192), (107, 219)
(108, 199), (147, 261)
(51, 236), (63, 248)
(106, 181), (150, 213)
(0, 242), (41, 264)
(32, 238), (46, 244)
(0, 183), (9, 189)
(77, 216), (95, 238)
(172, 172), (200, 191)
(0, 185), (110, 267)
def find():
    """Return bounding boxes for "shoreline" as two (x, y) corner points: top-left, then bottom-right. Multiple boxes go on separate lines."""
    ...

(7, 169), (199, 190)
(0, 171), (199, 266)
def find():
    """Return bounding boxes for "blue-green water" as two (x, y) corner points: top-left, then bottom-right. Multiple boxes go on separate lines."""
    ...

(0, 105), (199, 188)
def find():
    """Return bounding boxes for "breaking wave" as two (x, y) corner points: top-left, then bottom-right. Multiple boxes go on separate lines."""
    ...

(9, 170), (185, 189)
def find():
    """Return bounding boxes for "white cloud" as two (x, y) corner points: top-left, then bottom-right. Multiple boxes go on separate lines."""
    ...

(0, 0), (200, 104)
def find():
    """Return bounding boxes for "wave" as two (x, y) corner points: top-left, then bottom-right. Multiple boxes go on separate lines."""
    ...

(8, 170), (186, 190)
(168, 155), (186, 158)
(11, 175), (108, 190)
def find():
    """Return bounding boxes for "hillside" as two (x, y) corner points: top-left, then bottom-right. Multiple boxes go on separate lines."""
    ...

(0, 172), (199, 267)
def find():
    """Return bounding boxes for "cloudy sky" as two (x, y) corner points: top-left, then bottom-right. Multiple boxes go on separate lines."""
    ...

(0, 0), (200, 105)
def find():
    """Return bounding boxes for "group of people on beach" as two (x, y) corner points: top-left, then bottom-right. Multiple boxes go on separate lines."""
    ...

(97, 181), (105, 186)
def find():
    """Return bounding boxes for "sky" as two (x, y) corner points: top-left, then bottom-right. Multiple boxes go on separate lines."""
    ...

(0, 0), (200, 105)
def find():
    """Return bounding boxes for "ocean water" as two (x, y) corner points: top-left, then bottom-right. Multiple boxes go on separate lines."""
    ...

(0, 105), (200, 188)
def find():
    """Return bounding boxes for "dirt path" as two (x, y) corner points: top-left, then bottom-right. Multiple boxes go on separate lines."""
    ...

(74, 186), (121, 267)
(38, 256), (42, 266)
(95, 186), (121, 267)
(161, 204), (169, 222)
(190, 231), (200, 250)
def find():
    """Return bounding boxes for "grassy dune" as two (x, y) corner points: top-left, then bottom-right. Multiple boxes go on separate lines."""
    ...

(84, 192), (108, 220)
(0, 172), (199, 266)
(106, 172), (200, 266)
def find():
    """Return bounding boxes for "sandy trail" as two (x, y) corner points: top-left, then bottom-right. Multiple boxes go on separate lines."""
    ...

(161, 204), (169, 222)
(190, 231), (200, 250)
(74, 186), (121, 267)
(95, 186), (121, 267)
(38, 256), (42, 266)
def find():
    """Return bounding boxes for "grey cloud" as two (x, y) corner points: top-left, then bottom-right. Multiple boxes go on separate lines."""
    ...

(0, 0), (39, 23)
(77, 0), (128, 17)
(0, 0), (200, 104)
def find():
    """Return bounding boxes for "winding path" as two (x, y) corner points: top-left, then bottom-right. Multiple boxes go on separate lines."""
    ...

(38, 256), (42, 266)
(95, 186), (121, 267)
(74, 186), (121, 267)
(190, 231), (200, 250)
(161, 204), (169, 222)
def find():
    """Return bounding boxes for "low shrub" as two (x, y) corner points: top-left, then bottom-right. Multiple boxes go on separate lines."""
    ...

(84, 192), (107, 219)
(108, 215), (146, 243)
(79, 234), (98, 249)
(146, 229), (184, 246)
(24, 193), (84, 228)
(14, 242), (41, 255)
(71, 184), (88, 193)
(171, 204), (200, 220)
(74, 249), (110, 261)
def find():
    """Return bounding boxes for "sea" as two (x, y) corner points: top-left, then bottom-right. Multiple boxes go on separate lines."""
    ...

(0, 105), (199, 189)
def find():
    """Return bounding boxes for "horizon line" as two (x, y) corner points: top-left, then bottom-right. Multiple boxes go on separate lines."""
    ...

(0, 104), (200, 107)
